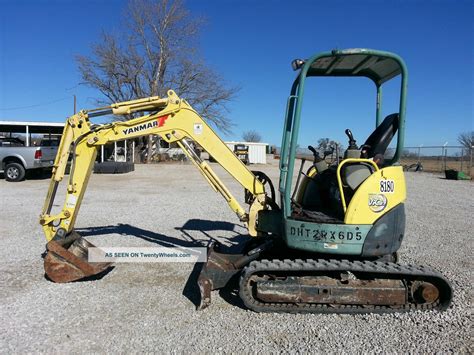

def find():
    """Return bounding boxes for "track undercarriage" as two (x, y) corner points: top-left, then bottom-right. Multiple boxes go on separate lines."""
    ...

(198, 241), (452, 313)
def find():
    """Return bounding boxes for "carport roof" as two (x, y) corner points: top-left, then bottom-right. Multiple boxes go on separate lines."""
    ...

(0, 121), (65, 134)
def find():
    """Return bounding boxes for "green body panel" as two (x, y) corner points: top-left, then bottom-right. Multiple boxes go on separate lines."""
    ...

(284, 219), (371, 255)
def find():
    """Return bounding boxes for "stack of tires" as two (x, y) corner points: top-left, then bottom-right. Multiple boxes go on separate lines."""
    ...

(94, 161), (135, 174)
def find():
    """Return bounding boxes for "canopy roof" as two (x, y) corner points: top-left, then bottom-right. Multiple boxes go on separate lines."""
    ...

(0, 121), (64, 134)
(307, 49), (403, 85)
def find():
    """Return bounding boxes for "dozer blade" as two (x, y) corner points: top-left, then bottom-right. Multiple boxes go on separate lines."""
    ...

(44, 231), (112, 283)
(197, 240), (270, 310)
(197, 241), (241, 310)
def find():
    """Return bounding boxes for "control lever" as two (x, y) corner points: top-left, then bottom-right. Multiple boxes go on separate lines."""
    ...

(308, 145), (323, 163)
(307, 145), (327, 174)
(345, 129), (358, 150)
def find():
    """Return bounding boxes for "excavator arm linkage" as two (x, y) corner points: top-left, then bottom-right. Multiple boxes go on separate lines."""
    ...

(39, 90), (268, 289)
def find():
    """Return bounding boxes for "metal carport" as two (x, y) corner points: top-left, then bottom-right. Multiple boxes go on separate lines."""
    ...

(0, 121), (65, 147)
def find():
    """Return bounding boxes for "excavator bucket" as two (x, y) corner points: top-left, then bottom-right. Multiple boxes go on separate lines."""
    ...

(44, 231), (112, 283)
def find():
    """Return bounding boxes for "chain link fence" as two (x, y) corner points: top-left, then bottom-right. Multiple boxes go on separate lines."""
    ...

(274, 144), (473, 177)
(400, 145), (473, 177)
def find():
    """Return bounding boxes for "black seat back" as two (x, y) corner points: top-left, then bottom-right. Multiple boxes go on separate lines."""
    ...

(363, 113), (399, 158)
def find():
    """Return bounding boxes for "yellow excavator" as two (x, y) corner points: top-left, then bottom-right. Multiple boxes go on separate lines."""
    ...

(40, 48), (452, 314)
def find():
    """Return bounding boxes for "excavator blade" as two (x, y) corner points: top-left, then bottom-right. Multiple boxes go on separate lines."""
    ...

(197, 240), (269, 310)
(44, 231), (112, 283)
(197, 241), (241, 310)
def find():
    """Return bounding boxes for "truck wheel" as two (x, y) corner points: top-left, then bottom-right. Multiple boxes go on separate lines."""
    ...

(5, 162), (26, 182)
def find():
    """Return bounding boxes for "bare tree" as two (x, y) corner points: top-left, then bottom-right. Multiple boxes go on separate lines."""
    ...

(317, 138), (330, 151)
(457, 131), (474, 151)
(317, 138), (343, 153)
(242, 130), (262, 142)
(76, 0), (238, 162)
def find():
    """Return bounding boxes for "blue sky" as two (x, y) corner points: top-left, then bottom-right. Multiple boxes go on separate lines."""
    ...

(0, 0), (472, 147)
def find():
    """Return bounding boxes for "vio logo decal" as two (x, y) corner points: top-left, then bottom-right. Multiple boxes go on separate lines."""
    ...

(368, 194), (388, 213)
(122, 115), (169, 135)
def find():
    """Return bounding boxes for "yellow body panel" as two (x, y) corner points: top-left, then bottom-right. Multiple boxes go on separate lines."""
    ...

(344, 166), (406, 225)
(336, 158), (380, 212)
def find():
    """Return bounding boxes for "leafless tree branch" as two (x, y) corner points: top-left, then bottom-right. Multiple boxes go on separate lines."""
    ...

(242, 130), (262, 143)
(457, 131), (474, 151)
(76, 0), (237, 133)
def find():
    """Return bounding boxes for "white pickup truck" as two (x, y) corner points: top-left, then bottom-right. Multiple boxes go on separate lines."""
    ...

(0, 137), (58, 182)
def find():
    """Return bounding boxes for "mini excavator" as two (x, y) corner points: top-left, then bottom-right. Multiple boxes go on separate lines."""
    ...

(40, 49), (452, 313)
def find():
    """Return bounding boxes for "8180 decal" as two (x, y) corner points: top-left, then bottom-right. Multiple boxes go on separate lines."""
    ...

(380, 179), (395, 193)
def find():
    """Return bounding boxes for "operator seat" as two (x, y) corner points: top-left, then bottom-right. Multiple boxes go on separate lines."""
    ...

(361, 113), (399, 159)
(342, 113), (400, 197)
(299, 114), (400, 221)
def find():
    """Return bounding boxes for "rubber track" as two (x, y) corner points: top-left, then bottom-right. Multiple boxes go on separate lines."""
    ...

(239, 259), (453, 314)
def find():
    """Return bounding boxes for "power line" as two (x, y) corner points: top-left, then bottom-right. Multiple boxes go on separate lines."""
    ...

(0, 96), (71, 111)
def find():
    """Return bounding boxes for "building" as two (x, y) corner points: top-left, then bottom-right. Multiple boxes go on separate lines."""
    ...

(225, 141), (268, 164)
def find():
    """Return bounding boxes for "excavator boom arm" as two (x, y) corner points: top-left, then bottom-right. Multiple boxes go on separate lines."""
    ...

(40, 90), (267, 242)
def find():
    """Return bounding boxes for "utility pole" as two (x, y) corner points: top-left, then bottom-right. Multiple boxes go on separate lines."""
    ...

(73, 95), (77, 114)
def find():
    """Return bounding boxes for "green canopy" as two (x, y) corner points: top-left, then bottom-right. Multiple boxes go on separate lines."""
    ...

(307, 49), (402, 85)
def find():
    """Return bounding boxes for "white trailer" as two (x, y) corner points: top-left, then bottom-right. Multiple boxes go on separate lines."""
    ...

(225, 141), (268, 164)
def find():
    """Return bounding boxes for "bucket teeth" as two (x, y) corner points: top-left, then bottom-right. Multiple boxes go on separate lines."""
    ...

(44, 231), (112, 283)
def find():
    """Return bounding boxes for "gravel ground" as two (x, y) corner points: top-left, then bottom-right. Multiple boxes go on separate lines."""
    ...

(0, 161), (472, 353)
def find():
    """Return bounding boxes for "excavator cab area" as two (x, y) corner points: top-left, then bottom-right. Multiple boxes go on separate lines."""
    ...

(271, 49), (409, 257)
(293, 113), (400, 222)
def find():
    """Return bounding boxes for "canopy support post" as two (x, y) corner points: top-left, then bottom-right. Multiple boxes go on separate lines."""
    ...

(376, 84), (383, 127)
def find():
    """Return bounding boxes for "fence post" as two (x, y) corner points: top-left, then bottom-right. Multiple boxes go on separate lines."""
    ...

(418, 145), (423, 169)
(470, 146), (473, 177)
(124, 139), (128, 162)
(132, 141), (135, 163)
(443, 142), (448, 171)
(444, 148), (447, 171)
